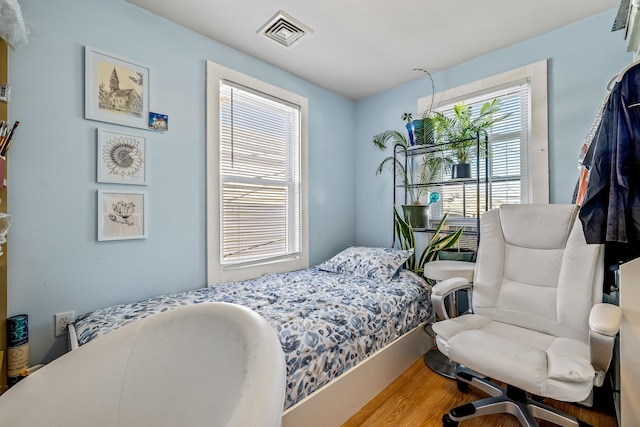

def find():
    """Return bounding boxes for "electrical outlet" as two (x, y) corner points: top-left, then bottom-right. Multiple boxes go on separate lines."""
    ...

(54, 311), (74, 337)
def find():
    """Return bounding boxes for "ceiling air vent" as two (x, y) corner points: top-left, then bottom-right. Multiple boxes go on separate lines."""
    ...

(258, 11), (313, 48)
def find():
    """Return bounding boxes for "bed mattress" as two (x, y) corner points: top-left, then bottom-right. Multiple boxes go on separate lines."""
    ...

(72, 267), (431, 409)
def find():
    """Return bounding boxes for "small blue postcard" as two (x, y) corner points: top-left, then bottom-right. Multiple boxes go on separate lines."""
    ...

(148, 112), (168, 131)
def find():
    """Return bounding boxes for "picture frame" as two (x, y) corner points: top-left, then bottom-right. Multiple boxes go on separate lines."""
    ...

(85, 46), (150, 130)
(97, 128), (147, 185)
(97, 190), (148, 241)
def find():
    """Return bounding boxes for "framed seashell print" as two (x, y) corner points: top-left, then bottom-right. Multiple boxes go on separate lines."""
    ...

(97, 190), (148, 241)
(97, 128), (147, 185)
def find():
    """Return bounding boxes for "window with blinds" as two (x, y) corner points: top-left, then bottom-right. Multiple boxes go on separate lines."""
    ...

(430, 81), (531, 221)
(219, 81), (301, 267)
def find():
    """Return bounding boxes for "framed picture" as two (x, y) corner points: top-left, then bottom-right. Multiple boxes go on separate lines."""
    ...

(97, 190), (148, 241)
(85, 46), (150, 130)
(97, 128), (147, 185)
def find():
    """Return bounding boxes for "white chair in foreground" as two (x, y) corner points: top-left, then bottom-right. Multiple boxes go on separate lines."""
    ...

(432, 204), (621, 427)
(0, 303), (286, 427)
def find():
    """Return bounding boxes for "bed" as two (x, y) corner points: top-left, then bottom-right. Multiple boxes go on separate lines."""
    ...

(69, 247), (433, 426)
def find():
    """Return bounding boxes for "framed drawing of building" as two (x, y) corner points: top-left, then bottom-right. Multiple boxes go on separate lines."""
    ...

(85, 46), (150, 130)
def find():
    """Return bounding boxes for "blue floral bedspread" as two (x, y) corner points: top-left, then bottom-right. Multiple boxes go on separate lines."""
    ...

(73, 267), (431, 409)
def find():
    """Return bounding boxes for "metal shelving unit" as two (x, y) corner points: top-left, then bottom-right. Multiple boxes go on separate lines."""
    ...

(392, 133), (489, 249)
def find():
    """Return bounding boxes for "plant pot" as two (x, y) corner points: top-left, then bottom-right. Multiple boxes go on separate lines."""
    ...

(402, 204), (429, 229)
(437, 248), (476, 262)
(451, 163), (471, 179)
(406, 121), (417, 146)
(412, 118), (435, 145)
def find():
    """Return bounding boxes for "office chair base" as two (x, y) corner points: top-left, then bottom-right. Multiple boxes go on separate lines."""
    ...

(442, 371), (593, 427)
(424, 348), (459, 379)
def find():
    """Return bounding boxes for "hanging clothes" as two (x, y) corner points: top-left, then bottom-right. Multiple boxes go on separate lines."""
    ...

(574, 96), (608, 206)
(579, 62), (640, 244)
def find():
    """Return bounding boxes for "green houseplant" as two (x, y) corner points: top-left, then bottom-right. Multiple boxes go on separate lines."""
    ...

(373, 114), (450, 228)
(431, 99), (509, 179)
(393, 205), (463, 275)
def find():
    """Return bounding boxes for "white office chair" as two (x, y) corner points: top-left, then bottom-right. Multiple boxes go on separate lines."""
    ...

(431, 204), (622, 427)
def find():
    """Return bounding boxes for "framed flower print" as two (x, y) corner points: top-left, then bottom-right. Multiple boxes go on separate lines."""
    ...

(97, 190), (148, 241)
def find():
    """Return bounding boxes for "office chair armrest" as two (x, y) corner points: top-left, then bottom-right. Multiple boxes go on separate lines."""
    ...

(589, 303), (622, 336)
(589, 303), (622, 385)
(432, 277), (472, 320)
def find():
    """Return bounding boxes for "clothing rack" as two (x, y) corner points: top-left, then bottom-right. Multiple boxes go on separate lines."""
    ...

(578, 58), (640, 427)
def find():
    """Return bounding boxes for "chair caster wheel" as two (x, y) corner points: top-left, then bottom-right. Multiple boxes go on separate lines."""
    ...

(456, 379), (469, 393)
(442, 414), (459, 427)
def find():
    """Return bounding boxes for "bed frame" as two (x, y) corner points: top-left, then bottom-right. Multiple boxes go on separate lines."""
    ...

(70, 318), (432, 426)
(282, 320), (432, 426)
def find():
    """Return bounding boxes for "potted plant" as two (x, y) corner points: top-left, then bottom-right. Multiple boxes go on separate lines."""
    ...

(373, 114), (449, 228)
(402, 112), (436, 146)
(393, 206), (463, 275)
(437, 247), (476, 262)
(431, 99), (509, 179)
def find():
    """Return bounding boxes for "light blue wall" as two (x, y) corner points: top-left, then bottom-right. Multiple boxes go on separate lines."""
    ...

(8, 0), (356, 364)
(6, 3), (631, 365)
(355, 10), (632, 247)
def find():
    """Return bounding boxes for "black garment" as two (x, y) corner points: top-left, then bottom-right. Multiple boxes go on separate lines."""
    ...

(579, 63), (640, 244)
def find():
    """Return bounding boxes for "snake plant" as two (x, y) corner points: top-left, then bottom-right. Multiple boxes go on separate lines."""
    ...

(394, 205), (464, 275)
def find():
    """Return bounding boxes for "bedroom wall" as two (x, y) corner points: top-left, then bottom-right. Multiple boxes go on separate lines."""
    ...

(354, 9), (632, 247)
(7, 0), (356, 364)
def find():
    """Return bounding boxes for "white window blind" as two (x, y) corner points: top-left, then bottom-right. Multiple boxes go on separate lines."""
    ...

(430, 81), (531, 221)
(219, 81), (301, 267)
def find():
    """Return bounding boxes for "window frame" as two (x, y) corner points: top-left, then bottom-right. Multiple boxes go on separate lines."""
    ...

(206, 61), (309, 285)
(417, 60), (549, 225)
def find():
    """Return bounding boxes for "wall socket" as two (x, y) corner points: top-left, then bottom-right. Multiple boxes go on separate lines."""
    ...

(54, 311), (74, 337)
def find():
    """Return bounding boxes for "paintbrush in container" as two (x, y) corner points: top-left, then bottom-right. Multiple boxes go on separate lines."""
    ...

(0, 121), (19, 156)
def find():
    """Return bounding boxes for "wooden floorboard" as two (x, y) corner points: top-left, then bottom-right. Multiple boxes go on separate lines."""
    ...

(343, 357), (617, 427)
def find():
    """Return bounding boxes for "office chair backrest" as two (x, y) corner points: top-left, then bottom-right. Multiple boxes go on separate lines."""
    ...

(472, 204), (604, 343)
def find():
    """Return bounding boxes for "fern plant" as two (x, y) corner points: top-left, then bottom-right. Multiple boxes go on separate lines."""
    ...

(431, 99), (510, 164)
(373, 115), (449, 205)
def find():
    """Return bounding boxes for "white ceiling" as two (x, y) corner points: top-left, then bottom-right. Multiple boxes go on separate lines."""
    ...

(127, 0), (620, 100)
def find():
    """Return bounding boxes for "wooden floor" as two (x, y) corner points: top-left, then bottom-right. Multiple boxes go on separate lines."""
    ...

(343, 358), (617, 427)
